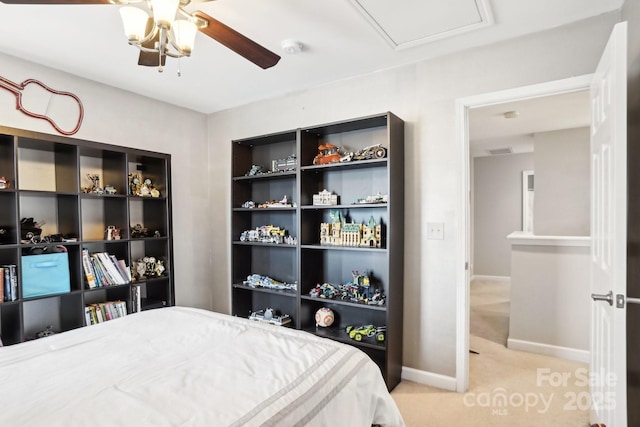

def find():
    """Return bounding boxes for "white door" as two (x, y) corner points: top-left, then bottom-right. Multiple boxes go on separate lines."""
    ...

(590, 21), (627, 426)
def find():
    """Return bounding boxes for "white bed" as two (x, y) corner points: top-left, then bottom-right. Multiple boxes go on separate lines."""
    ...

(0, 306), (405, 426)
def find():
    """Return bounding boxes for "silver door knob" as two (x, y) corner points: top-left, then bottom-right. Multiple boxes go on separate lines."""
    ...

(591, 290), (613, 306)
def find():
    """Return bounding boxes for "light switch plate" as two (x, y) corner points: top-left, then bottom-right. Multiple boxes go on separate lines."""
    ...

(427, 222), (444, 240)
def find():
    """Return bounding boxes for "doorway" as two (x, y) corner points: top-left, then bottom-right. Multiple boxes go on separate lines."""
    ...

(455, 74), (593, 392)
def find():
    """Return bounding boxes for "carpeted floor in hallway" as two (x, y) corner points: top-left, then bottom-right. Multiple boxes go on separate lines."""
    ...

(390, 278), (590, 427)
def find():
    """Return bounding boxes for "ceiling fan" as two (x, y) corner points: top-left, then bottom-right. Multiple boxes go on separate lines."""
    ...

(0, 0), (281, 71)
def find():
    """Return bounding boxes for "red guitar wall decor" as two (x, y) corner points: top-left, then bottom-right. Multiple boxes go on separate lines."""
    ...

(0, 75), (84, 136)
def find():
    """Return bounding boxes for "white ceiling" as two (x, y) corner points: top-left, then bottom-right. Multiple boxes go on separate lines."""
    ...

(469, 90), (591, 157)
(0, 0), (623, 114)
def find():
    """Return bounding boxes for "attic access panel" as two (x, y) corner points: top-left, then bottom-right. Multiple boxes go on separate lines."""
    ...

(349, 0), (493, 50)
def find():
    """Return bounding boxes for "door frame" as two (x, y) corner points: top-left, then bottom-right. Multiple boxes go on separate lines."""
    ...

(454, 74), (593, 392)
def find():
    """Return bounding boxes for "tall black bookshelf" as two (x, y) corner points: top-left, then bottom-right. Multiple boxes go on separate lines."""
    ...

(231, 112), (404, 390)
(0, 126), (174, 345)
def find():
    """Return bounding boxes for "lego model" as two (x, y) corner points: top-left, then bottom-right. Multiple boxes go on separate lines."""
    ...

(312, 189), (338, 206)
(345, 325), (386, 342)
(320, 211), (382, 248)
(354, 192), (387, 204)
(240, 225), (296, 245)
(341, 144), (387, 162)
(313, 143), (343, 165)
(307, 272), (386, 306)
(246, 165), (264, 176)
(273, 155), (297, 172)
(243, 274), (297, 291)
(259, 195), (295, 208)
(249, 308), (292, 326)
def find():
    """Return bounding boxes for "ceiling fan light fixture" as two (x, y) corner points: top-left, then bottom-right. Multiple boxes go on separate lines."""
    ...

(150, 0), (179, 27)
(119, 6), (149, 42)
(172, 19), (197, 55)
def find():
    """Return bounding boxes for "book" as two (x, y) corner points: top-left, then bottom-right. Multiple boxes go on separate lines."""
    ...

(110, 255), (130, 284)
(90, 256), (108, 287)
(96, 252), (126, 285)
(118, 259), (132, 282)
(0, 267), (4, 303)
(1, 265), (17, 301)
(3, 267), (9, 301)
(84, 306), (92, 325)
(131, 285), (141, 313)
(81, 249), (96, 289)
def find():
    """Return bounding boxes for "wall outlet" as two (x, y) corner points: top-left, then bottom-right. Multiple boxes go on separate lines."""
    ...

(427, 222), (444, 240)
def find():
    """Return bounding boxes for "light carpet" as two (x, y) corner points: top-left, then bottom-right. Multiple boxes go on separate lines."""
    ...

(390, 279), (590, 427)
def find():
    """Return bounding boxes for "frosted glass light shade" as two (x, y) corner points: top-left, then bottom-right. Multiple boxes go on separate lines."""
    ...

(151, 0), (179, 27)
(119, 6), (149, 41)
(172, 20), (198, 54)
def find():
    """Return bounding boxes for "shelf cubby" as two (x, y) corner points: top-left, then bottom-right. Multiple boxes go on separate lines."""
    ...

(81, 195), (128, 241)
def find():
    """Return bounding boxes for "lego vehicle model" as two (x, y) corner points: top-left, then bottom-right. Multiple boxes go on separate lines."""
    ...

(341, 144), (387, 162)
(345, 325), (386, 342)
(249, 308), (291, 326)
(313, 143), (343, 165)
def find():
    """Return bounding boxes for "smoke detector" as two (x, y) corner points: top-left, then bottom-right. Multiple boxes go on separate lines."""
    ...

(281, 39), (304, 54)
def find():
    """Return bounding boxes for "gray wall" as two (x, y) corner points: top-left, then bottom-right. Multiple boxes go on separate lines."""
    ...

(533, 127), (591, 235)
(473, 152), (534, 276)
(207, 13), (619, 377)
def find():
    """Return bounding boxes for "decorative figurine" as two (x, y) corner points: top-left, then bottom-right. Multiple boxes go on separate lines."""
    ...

(104, 185), (117, 195)
(315, 307), (335, 327)
(340, 144), (387, 162)
(105, 225), (121, 240)
(239, 224), (296, 245)
(354, 192), (387, 204)
(129, 173), (141, 195)
(132, 256), (166, 280)
(313, 143), (343, 165)
(258, 195), (294, 208)
(307, 271), (386, 307)
(273, 154), (297, 172)
(249, 308), (291, 326)
(312, 189), (338, 206)
(0, 176), (8, 189)
(130, 223), (149, 238)
(320, 212), (382, 248)
(345, 325), (386, 342)
(246, 165), (264, 176)
(243, 274), (297, 291)
(128, 174), (160, 197)
(82, 173), (103, 194)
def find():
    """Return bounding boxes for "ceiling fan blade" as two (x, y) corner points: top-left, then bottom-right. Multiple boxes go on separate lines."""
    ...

(0, 1), (112, 3)
(138, 17), (166, 67)
(193, 11), (280, 70)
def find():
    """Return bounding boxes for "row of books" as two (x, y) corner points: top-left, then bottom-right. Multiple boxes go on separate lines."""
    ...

(84, 301), (127, 325)
(0, 265), (17, 302)
(82, 249), (131, 288)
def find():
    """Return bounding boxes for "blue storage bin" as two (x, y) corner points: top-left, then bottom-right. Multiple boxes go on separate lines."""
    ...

(21, 252), (71, 298)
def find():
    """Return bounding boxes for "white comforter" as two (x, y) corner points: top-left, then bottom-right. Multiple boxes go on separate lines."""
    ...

(0, 306), (404, 426)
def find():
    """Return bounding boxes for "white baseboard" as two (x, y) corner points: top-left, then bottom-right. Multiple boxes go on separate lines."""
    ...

(471, 275), (510, 282)
(507, 338), (590, 363)
(401, 366), (457, 391)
